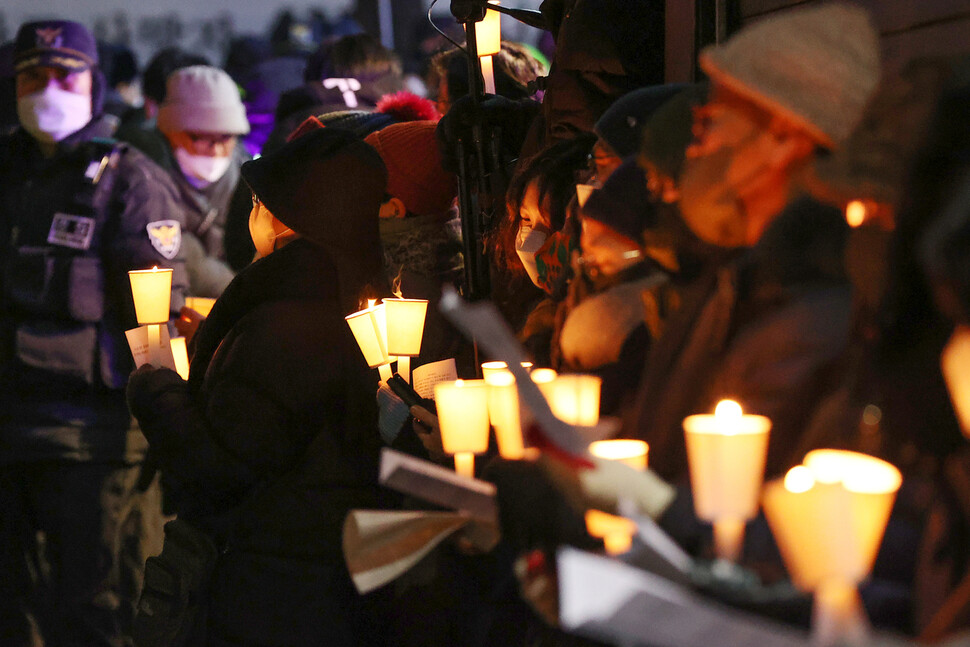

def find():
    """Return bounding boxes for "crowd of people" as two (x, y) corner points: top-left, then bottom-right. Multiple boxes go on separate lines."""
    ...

(2, 2), (970, 647)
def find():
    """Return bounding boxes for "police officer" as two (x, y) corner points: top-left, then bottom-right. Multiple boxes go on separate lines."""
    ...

(0, 20), (187, 646)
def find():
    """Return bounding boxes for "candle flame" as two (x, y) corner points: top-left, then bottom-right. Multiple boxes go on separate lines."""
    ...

(367, 299), (376, 309)
(845, 200), (866, 228)
(455, 379), (465, 387)
(784, 465), (816, 493)
(530, 368), (557, 384)
(714, 399), (743, 420)
(391, 265), (404, 299)
(152, 265), (159, 271)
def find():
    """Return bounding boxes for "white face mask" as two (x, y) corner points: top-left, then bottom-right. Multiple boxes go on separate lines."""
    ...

(17, 86), (92, 143)
(514, 223), (548, 287)
(942, 325), (970, 440)
(175, 148), (232, 185)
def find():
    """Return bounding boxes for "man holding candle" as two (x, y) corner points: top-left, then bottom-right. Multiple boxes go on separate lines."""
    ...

(0, 18), (187, 646)
(623, 3), (881, 481)
(126, 128), (393, 646)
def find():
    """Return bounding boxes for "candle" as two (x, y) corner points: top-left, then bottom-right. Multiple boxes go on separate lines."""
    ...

(129, 267), (173, 365)
(184, 296), (216, 317)
(763, 450), (901, 647)
(585, 509), (636, 556)
(529, 368), (557, 384)
(170, 337), (190, 380)
(346, 300), (392, 381)
(589, 439), (649, 471)
(481, 55), (496, 95)
(484, 370), (524, 459)
(683, 399), (771, 562)
(481, 361), (533, 380)
(435, 379), (490, 477)
(474, 3), (501, 56)
(129, 267), (173, 324)
(845, 200), (866, 228)
(383, 297), (428, 384)
(538, 374), (602, 426)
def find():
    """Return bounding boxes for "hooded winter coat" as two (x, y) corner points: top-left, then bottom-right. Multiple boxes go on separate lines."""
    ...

(127, 238), (390, 645)
(127, 127), (394, 646)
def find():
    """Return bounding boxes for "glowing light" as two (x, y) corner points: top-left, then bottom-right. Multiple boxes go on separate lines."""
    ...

(474, 3), (501, 56)
(845, 200), (866, 228)
(530, 368), (557, 384)
(589, 439), (648, 471)
(714, 399), (743, 420)
(784, 465), (816, 493)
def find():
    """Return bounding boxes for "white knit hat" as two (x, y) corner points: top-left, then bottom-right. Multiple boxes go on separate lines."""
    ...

(700, 3), (880, 149)
(157, 65), (250, 135)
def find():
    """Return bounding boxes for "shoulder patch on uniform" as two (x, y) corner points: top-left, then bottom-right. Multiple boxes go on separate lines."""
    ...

(147, 220), (181, 260)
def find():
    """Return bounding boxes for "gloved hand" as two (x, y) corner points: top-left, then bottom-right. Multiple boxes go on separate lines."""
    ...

(409, 404), (447, 462)
(436, 94), (540, 173)
(483, 458), (600, 555)
(377, 382), (411, 445)
(125, 363), (188, 446)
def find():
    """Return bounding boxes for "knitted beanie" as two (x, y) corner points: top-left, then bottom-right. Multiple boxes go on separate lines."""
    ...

(594, 84), (688, 158)
(639, 84), (707, 181)
(314, 91), (439, 139)
(699, 3), (879, 148)
(365, 121), (457, 217)
(158, 65), (250, 135)
(581, 159), (655, 244)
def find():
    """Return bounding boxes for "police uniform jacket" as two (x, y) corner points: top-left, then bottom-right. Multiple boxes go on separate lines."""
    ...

(0, 114), (188, 463)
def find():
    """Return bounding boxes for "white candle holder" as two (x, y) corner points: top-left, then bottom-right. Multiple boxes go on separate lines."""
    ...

(537, 373), (602, 426)
(435, 379), (490, 477)
(346, 301), (392, 381)
(383, 297), (428, 384)
(683, 400), (771, 562)
(129, 267), (173, 365)
(763, 452), (902, 647)
(589, 439), (649, 471)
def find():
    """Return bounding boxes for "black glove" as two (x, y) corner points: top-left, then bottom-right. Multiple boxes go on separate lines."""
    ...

(689, 559), (811, 628)
(483, 458), (600, 555)
(436, 94), (540, 174)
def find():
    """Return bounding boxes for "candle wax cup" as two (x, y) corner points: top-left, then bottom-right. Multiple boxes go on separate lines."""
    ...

(485, 372), (524, 460)
(129, 268), (173, 324)
(589, 439), (648, 471)
(435, 380), (490, 455)
(382, 298), (428, 357)
(683, 411), (771, 523)
(346, 304), (390, 368)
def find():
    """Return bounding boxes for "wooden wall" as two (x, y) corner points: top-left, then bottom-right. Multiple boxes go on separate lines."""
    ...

(666, 0), (970, 83)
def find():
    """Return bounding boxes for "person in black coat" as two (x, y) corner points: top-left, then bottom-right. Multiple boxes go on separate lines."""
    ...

(126, 128), (393, 646)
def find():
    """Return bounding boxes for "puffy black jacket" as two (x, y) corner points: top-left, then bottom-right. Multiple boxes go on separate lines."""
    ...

(127, 239), (390, 645)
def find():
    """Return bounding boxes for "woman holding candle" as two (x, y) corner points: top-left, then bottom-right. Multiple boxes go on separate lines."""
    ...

(126, 128), (393, 646)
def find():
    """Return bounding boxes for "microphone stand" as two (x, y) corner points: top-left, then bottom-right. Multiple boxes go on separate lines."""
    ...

(448, 0), (547, 304)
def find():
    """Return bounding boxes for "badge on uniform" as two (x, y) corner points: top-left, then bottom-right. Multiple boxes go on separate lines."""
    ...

(147, 220), (181, 260)
(48, 213), (96, 250)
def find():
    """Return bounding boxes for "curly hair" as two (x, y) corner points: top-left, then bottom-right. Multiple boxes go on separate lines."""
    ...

(491, 133), (596, 271)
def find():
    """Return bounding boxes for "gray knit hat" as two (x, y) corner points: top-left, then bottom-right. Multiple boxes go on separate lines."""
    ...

(699, 3), (879, 148)
(158, 65), (250, 135)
